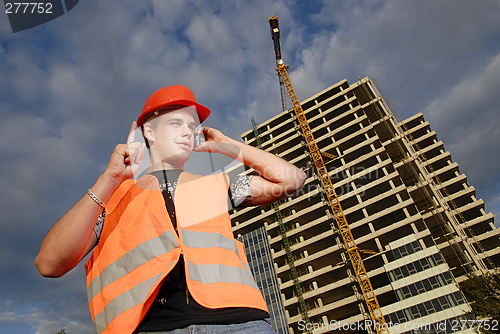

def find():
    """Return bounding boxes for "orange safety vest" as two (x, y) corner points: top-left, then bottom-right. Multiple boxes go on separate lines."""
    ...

(85, 172), (268, 334)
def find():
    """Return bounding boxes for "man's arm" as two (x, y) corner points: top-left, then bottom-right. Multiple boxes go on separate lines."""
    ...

(194, 127), (306, 205)
(35, 122), (146, 278)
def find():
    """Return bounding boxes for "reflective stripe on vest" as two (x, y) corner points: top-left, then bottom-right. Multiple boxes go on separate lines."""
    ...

(94, 264), (173, 334)
(187, 261), (258, 287)
(88, 230), (178, 302)
(181, 229), (253, 276)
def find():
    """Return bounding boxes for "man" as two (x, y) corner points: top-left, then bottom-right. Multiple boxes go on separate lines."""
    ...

(36, 85), (306, 334)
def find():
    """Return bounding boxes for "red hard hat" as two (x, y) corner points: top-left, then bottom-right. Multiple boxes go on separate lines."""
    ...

(138, 85), (211, 127)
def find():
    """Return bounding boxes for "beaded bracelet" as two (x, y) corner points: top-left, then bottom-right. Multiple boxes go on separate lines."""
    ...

(87, 189), (107, 208)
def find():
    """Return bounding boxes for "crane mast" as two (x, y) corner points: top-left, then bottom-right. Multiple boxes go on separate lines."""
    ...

(267, 16), (386, 333)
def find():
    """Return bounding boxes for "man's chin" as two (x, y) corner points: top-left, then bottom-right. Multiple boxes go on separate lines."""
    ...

(150, 152), (192, 170)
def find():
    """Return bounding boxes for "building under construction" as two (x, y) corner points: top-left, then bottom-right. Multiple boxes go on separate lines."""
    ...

(226, 77), (500, 334)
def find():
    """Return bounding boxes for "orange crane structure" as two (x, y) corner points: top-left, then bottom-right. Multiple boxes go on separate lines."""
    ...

(267, 16), (387, 333)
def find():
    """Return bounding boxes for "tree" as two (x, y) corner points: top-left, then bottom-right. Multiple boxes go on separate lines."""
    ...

(53, 329), (66, 334)
(460, 271), (500, 333)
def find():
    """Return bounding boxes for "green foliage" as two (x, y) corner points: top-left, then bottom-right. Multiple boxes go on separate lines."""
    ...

(460, 271), (500, 333)
(54, 329), (66, 334)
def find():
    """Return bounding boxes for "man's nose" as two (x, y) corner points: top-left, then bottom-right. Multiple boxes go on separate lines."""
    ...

(181, 126), (193, 137)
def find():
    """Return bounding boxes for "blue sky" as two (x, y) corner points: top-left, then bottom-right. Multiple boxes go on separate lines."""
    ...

(1, 1), (499, 333)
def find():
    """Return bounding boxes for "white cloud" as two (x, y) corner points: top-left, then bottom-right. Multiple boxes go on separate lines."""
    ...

(289, 0), (500, 116)
(0, 300), (94, 334)
(424, 53), (500, 186)
(35, 319), (94, 334)
(421, 52), (500, 222)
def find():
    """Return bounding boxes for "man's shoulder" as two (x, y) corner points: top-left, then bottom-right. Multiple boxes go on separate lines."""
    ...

(108, 175), (160, 204)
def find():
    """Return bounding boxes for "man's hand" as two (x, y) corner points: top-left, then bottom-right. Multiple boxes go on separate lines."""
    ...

(192, 125), (306, 205)
(193, 126), (228, 153)
(35, 121), (148, 278)
(105, 121), (146, 182)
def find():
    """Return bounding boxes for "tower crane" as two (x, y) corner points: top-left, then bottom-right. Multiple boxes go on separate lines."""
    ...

(267, 16), (387, 333)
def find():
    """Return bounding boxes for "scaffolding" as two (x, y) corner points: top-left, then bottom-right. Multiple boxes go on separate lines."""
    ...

(251, 115), (312, 333)
(368, 79), (493, 274)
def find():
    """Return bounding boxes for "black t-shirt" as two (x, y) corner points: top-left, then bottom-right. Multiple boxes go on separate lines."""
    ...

(95, 170), (269, 332)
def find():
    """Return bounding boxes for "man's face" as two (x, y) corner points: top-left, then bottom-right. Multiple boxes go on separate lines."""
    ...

(145, 108), (197, 169)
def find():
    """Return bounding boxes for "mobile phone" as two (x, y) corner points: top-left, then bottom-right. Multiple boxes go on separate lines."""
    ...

(195, 132), (205, 147)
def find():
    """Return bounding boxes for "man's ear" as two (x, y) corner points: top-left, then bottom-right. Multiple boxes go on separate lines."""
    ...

(143, 122), (155, 147)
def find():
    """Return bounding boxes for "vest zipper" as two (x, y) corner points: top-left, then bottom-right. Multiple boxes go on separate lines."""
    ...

(186, 289), (189, 304)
